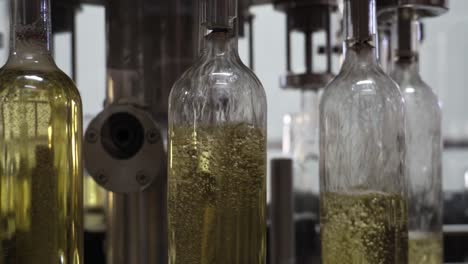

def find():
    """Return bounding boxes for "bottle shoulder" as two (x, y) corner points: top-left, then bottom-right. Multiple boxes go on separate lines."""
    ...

(321, 64), (403, 110)
(398, 77), (439, 105)
(169, 56), (266, 105)
(399, 81), (441, 124)
(169, 56), (267, 126)
(0, 67), (82, 105)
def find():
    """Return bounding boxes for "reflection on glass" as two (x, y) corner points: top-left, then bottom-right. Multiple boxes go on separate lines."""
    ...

(320, 0), (408, 263)
(167, 1), (267, 263)
(391, 8), (443, 264)
(0, 0), (83, 263)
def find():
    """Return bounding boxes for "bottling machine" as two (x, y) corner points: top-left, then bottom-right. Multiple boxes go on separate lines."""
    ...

(3, 0), (464, 263)
(82, 0), (258, 263)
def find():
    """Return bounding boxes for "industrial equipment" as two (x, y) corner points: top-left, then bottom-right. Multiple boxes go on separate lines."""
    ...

(274, 1), (339, 263)
(83, 1), (197, 263)
(4, 0), (468, 263)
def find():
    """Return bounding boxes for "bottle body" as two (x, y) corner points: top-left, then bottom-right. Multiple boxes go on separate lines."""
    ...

(168, 31), (267, 264)
(320, 43), (408, 264)
(0, 66), (83, 263)
(392, 60), (443, 264)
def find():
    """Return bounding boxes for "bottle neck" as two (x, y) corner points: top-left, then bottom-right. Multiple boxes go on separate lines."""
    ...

(342, 0), (379, 66)
(202, 30), (239, 58)
(396, 55), (419, 70)
(393, 8), (422, 83)
(393, 56), (421, 83)
(8, 0), (54, 66)
(342, 42), (379, 69)
(395, 8), (421, 63)
(378, 23), (393, 73)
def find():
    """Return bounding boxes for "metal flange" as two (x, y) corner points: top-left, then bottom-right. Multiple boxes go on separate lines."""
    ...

(274, 0), (338, 10)
(84, 103), (165, 193)
(377, 0), (448, 22)
(280, 73), (335, 91)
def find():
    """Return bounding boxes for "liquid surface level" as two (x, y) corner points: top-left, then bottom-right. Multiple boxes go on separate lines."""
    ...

(409, 232), (442, 264)
(0, 68), (83, 264)
(168, 123), (266, 264)
(321, 191), (408, 264)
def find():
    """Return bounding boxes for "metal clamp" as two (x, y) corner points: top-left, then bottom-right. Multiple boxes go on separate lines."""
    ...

(275, 0), (338, 91)
(280, 72), (334, 91)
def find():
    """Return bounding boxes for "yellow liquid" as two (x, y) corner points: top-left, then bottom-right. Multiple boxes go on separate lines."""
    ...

(409, 232), (442, 264)
(168, 123), (266, 264)
(0, 68), (83, 263)
(321, 191), (408, 264)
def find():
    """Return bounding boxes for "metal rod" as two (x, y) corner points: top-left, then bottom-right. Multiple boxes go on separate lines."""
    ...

(325, 7), (332, 74)
(270, 158), (295, 264)
(286, 13), (291, 72)
(103, 0), (197, 263)
(345, 0), (376, 42)
(248, 14), (254, 70)
(305, 29), (312, 74)
(71, 7), (77, 81)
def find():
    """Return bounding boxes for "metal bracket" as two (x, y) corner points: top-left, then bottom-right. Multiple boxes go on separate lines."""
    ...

(378, 0), (448, 22)
(84, 103), (165, 193)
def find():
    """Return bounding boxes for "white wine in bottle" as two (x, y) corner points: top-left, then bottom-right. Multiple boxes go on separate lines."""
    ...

(321, 191), (408, 264)
(0, 0), (83, 263)
(320, 0), (408, 263)
(408, 232), (442, 264)
(168, 124), (266, 264)
(167, 0), (267, 262)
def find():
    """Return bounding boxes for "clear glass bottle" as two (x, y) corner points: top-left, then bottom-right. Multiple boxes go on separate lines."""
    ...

(319, 0), (408, 263)
(0, 0), (83, 263)
(167, 0), (267, 263)
(391, 8), (443, 264)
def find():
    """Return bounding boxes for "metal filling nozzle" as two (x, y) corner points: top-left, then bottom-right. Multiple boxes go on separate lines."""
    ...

(205, 0), (238, 30)
(345, 0), (377, 43)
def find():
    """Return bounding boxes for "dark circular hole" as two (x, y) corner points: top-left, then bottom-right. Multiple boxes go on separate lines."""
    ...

(101, 112), (145, 160)
(115, 129), (130, 144)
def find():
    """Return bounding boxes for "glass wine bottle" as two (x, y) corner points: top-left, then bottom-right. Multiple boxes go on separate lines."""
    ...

(167, 0), (267, 263)
(319, 0), (408, 263)
(0, 0), (83, 263)
(391, 8), (443, 264)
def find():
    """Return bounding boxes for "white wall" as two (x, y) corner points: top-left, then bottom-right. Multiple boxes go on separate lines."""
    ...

(420, 0), (468, 191)
(74, 5), (106, 118)
(421, 0), (468, 140)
